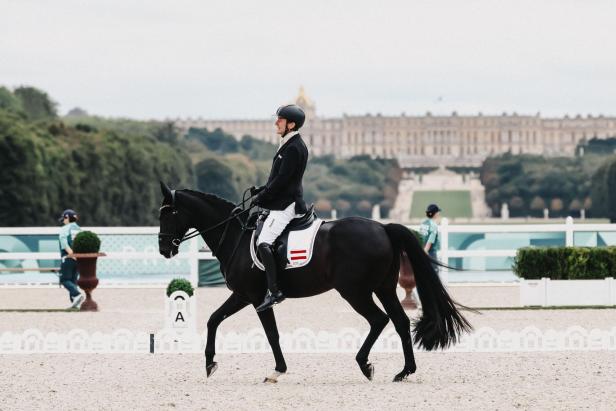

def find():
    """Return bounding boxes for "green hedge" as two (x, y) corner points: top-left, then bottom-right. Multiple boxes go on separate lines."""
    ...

(513, 246), (616, 279)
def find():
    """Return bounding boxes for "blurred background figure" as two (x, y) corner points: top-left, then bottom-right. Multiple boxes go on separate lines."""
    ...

(58, 209), (83, 308)
(420, 203), (441, 271)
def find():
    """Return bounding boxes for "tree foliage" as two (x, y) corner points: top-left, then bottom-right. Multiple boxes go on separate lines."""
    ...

(188, 128), (402, 217)
(480, 152), (607, 218)
(13, 86), (58, 120)
(0, 87), (402, 225)
(0, 106), (192, 226)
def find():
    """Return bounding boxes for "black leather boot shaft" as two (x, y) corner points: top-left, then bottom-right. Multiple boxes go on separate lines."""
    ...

(257, 243), (279, 293)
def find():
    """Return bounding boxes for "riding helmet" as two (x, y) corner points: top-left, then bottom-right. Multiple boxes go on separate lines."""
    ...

(276, 104), (305, 130)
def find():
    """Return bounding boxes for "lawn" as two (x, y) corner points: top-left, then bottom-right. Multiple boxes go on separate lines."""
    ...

(410, 190), (472, 218)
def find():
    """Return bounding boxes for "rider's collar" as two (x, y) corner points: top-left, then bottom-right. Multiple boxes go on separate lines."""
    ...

(279, 130), (299, 148)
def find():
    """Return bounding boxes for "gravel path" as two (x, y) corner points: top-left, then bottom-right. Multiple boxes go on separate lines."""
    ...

(1, 352), (614, 411)
(1, 286), (615, 410)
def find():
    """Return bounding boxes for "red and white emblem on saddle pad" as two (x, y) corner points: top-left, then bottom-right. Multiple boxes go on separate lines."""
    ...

(289, 249), (307, 261)
(250, 219), (323, 270)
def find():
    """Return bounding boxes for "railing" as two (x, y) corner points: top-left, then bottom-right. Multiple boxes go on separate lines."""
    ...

(1, 218), (615, 286)
(437, 216), (616, 281)
(0, 227), (210, 287)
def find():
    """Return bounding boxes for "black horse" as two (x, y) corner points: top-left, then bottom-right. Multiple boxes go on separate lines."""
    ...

(158, 183), (472, 382)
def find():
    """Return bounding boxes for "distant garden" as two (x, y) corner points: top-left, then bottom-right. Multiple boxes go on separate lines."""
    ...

(479, 140), (616, 221)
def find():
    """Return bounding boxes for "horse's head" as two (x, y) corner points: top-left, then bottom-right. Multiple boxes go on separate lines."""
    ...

(158, 182), (191, 258)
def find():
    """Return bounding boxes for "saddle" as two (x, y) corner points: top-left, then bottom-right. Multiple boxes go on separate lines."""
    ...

(248, 205), (323, 270)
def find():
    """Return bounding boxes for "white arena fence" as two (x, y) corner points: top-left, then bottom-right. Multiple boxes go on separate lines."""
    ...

(1, 326), (615, 354)
(1, 218), (615, 287)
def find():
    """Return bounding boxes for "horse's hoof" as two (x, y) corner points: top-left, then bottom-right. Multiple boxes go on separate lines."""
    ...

(360, 363), (374, 381)
(263, 370), (283, 383)
(206, 362), (218, 378)
(393, 367), (415, 382)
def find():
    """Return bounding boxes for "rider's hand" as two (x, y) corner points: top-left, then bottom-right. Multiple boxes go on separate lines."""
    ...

(250, 185), (264, 196)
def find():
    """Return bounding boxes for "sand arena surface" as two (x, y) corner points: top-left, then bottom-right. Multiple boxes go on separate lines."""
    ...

(1, 286), (615, 410)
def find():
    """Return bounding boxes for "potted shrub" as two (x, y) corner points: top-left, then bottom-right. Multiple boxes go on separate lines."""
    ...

(398, 229), (422, 309)
(73, 231), (105, 311)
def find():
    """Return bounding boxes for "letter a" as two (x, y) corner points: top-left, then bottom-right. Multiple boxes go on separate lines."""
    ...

(175, 312), (185, 322)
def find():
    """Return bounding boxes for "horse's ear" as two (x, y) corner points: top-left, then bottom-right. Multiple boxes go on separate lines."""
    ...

(160, 181), (173, 203)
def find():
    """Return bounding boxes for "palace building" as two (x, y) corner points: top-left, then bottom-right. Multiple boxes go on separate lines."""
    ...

(175, 88), (616, 167)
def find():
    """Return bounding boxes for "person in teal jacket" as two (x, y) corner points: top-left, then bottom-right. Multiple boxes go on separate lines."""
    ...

(58, 209), (83, 308)
(419, 204), (441, 271)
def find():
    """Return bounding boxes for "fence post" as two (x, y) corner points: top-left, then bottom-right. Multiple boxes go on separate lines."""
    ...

(189, 237), (199, 288)
(440, 217), (449, 284)
(565, 216), (574, 247)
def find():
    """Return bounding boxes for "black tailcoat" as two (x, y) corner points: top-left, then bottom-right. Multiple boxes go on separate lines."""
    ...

(255, 133), (308, 214)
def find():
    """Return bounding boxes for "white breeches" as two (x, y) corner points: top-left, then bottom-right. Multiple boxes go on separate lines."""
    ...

(257, 202), (301, 246)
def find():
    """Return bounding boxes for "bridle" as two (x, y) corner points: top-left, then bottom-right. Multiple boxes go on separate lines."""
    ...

(158, 189), (256, 261)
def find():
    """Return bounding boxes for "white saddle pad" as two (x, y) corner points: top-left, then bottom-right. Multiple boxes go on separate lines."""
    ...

(250, 219), (323, 270)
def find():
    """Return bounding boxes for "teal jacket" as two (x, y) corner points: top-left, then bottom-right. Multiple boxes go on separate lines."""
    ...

(419, 218), (439, 253)
(59, 222), (81, 257)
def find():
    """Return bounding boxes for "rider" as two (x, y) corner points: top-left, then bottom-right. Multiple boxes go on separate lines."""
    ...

(251, 104), (309, 312)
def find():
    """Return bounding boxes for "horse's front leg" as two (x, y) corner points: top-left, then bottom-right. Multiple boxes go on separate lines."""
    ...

(205, 292), (249, 377)
(256, 307), (287, 382)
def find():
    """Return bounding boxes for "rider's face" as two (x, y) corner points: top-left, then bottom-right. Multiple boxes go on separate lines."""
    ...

(275, 117), (287, 135)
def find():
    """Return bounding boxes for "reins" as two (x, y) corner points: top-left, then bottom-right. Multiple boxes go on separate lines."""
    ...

(158, 188), (258, 260)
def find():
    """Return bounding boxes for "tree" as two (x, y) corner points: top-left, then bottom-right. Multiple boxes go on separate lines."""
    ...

(0, 87), (22, 113)
(13, 86), (57, 120)
(583, 197), (592, 210)
(0, 106), (193, 226)
(550, 198), (564, 214)
(335, 199), (351, 213)
(357, 200), (372, 215)
(607, 159), (616, 222)
(568, 198), (582, 214)
(153, 121), (179, 144)
(590, 161), (611, 218)
(315, 199), (332, 213)
(509, 196), (525, 215)
(529, 196), (546, 217)
(195, 158), (237, 201)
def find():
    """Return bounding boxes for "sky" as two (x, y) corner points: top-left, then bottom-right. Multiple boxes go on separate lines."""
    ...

(2, 0), (615, 119)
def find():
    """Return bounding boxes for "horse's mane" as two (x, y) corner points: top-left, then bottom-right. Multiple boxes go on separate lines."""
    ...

(179, 189), (236, 210)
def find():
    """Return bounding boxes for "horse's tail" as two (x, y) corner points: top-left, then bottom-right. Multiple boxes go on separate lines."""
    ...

(384, 223), (473, 351)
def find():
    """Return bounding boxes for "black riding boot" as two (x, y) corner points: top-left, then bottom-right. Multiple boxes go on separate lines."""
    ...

(256, 243), (285, 312)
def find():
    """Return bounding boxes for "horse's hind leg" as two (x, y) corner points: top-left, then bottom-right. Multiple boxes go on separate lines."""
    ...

(375, 287), (417, 381)
(339, 291), (389, 381)
(205, 292), (249, 377)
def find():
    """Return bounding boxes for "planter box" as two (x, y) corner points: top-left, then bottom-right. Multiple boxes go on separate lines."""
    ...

(520, 277), (616, 307)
